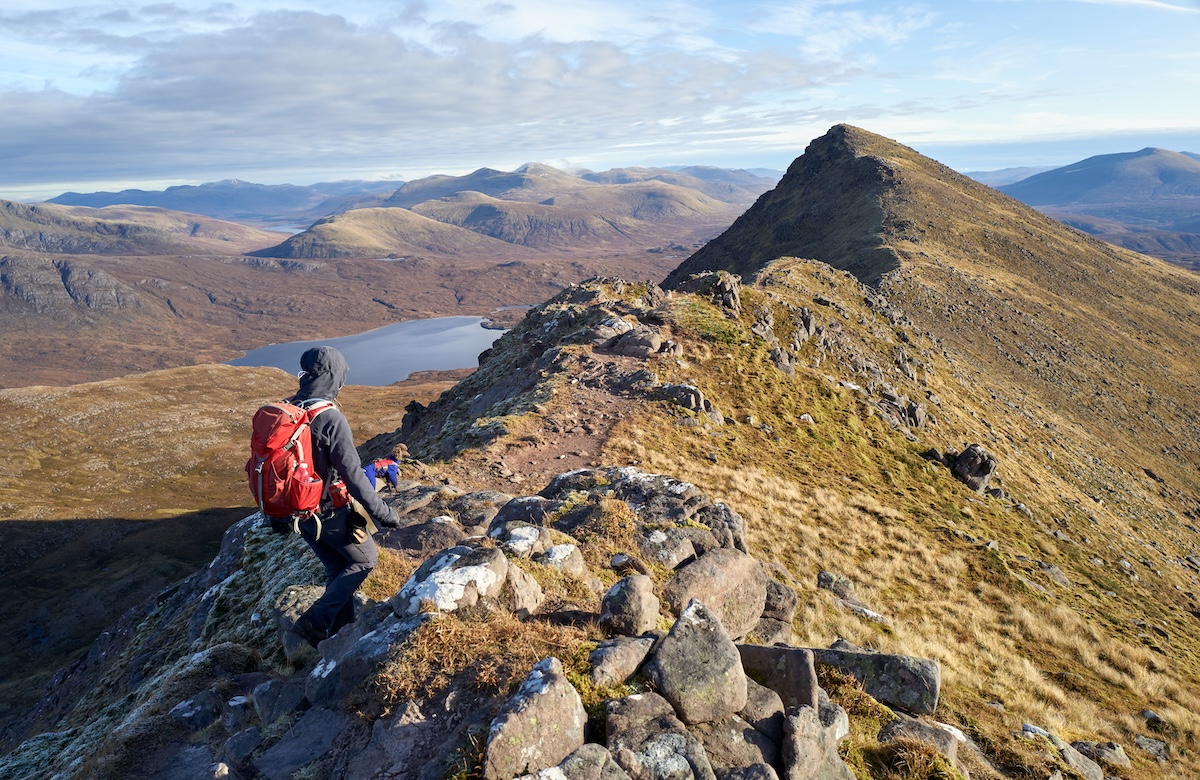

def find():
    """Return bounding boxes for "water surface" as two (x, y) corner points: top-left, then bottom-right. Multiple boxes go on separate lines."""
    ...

(227, 316), (503, 385)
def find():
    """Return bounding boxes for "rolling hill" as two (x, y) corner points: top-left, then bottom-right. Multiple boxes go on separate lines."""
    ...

(0, 199), (285, 255)
(374, 163), (588, 209)
(409, 191), (643, 249)
(247, 206), (528, 259)
(580, 165), (777, 204)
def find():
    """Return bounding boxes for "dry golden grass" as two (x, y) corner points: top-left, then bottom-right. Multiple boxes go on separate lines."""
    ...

(585, 268), (1200, 779)
(374, 607), (594, 705)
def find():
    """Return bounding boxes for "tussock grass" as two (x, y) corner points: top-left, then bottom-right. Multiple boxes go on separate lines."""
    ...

(375, 607), (594, 705)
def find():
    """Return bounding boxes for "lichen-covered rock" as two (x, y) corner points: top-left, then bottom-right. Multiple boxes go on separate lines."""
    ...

(951, 444), (998, 493)
(306, 613), (434, 707)
(811, 646), (940, 715)
(601, 575), (661, 637)
(606, 692), (717, 780)
(484, 657), (587, 780)
(590, 636), (656, 688)
(689, 713), (780, 775)
(815, 572), (854, 601)
(168, 688), (223, 730)
(662, 550), (769, 639)
(644, 600), (748, 725)
(537, 543), (589, 580)
(537, 743), (633, 780)
(736, 645), (817, 711)
(781, 706), (854, 780)
(391, 545), (509, 616)
(639, 527), (700, 569)
(1071, 740), (1131, 770)
(490, 520), (554, 558)
(506, 563), (546, 619)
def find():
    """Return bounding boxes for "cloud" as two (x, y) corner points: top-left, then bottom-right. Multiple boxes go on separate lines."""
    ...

(0, 8), (862, 189)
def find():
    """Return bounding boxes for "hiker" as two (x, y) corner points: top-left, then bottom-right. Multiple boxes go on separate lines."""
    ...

(286, 346), (400, 647)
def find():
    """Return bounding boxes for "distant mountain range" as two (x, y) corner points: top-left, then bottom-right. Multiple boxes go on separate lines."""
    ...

(48, 179), (400, 225)
(994, 147), (1200, 270)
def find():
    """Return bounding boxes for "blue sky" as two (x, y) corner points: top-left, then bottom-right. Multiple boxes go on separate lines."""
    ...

(1, 0), (1198, 200)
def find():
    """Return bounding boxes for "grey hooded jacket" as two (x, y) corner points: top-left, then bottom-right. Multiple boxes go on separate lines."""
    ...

(289, 346), (396, 525)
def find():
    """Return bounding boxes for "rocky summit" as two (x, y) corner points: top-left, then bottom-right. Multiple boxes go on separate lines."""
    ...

(3, 125), (1200, 780)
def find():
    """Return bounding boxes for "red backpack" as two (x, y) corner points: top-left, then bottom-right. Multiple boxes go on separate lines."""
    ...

(247, 400), (333, 525)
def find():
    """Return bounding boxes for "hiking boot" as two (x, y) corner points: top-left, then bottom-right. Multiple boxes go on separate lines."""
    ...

(290, 614), (327, 649)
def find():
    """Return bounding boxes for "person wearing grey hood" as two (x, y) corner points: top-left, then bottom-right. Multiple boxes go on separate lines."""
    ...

(287, 346), (400, 647)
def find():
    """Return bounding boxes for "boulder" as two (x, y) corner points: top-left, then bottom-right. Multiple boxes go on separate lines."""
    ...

(691, 503), (748, 553)
(762, 579), (798, 623)
(750, 618), (792, 646)
(590, 636), (656, 688)
(951, 444), (998, 493)
(223, 727), (262, 771)
(253, 707), (349, 780)
(689, 713), (780, 775)
(251, 677), (306, 726)
(639, 528), (700, 569)
(306, 613), (434, 707)
(538, 543), (590, 580)
(736, 645), (819, 711)
(1071, 740), (1131, 769)
(781, 706), (854, 780)
(879, 716), (966, 779)
(662, 550), (769, 639)
(273, 584), (323, 664)
(396, 515), (466, 555)
(811, 646), (940, 715)
(644, 600), (748, 725)
(494, 496), (565, 527)
(613, 325), (664, 358)
(392, 545), (509, 616)
(601, 575), (661, 637)
(740, 677), (785, 744)
(548, 743), (633, 780)
(490, 521), (554, 558)
(505, 563), (546, 619)
(168, 689), (223, 730)
(815, 572), (855, 601)
(449, 490), (514, 531)
(1047, 735), (1103, 780)
(484, 658), (587, 780)
(605, 692), (717, 780)
(1135, 734), (1170, 762)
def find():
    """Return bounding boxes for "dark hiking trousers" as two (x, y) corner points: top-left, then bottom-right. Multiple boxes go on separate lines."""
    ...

(298, 506), (378, 637)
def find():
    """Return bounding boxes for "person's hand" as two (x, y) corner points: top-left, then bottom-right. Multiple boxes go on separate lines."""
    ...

(378, 506), (401, 529)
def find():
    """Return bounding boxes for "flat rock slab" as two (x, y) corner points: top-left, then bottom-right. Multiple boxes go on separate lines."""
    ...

(810, 647), (940, 715)
(736, 645), (818, 711)
(253, 707), (349, 780)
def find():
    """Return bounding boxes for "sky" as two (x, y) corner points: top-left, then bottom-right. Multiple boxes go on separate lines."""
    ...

(1, 0), (1198, 201)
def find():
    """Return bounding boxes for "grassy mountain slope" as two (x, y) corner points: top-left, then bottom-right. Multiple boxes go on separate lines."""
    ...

(0, 200), (284, 255)
(409, 191), (644, 249)
(248, 206), (528, 259)
(668, 123), (1200, 493)
(0, 363), (459, 738)
(377, 164), (588, 209)
(541, 180), (739, 222)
